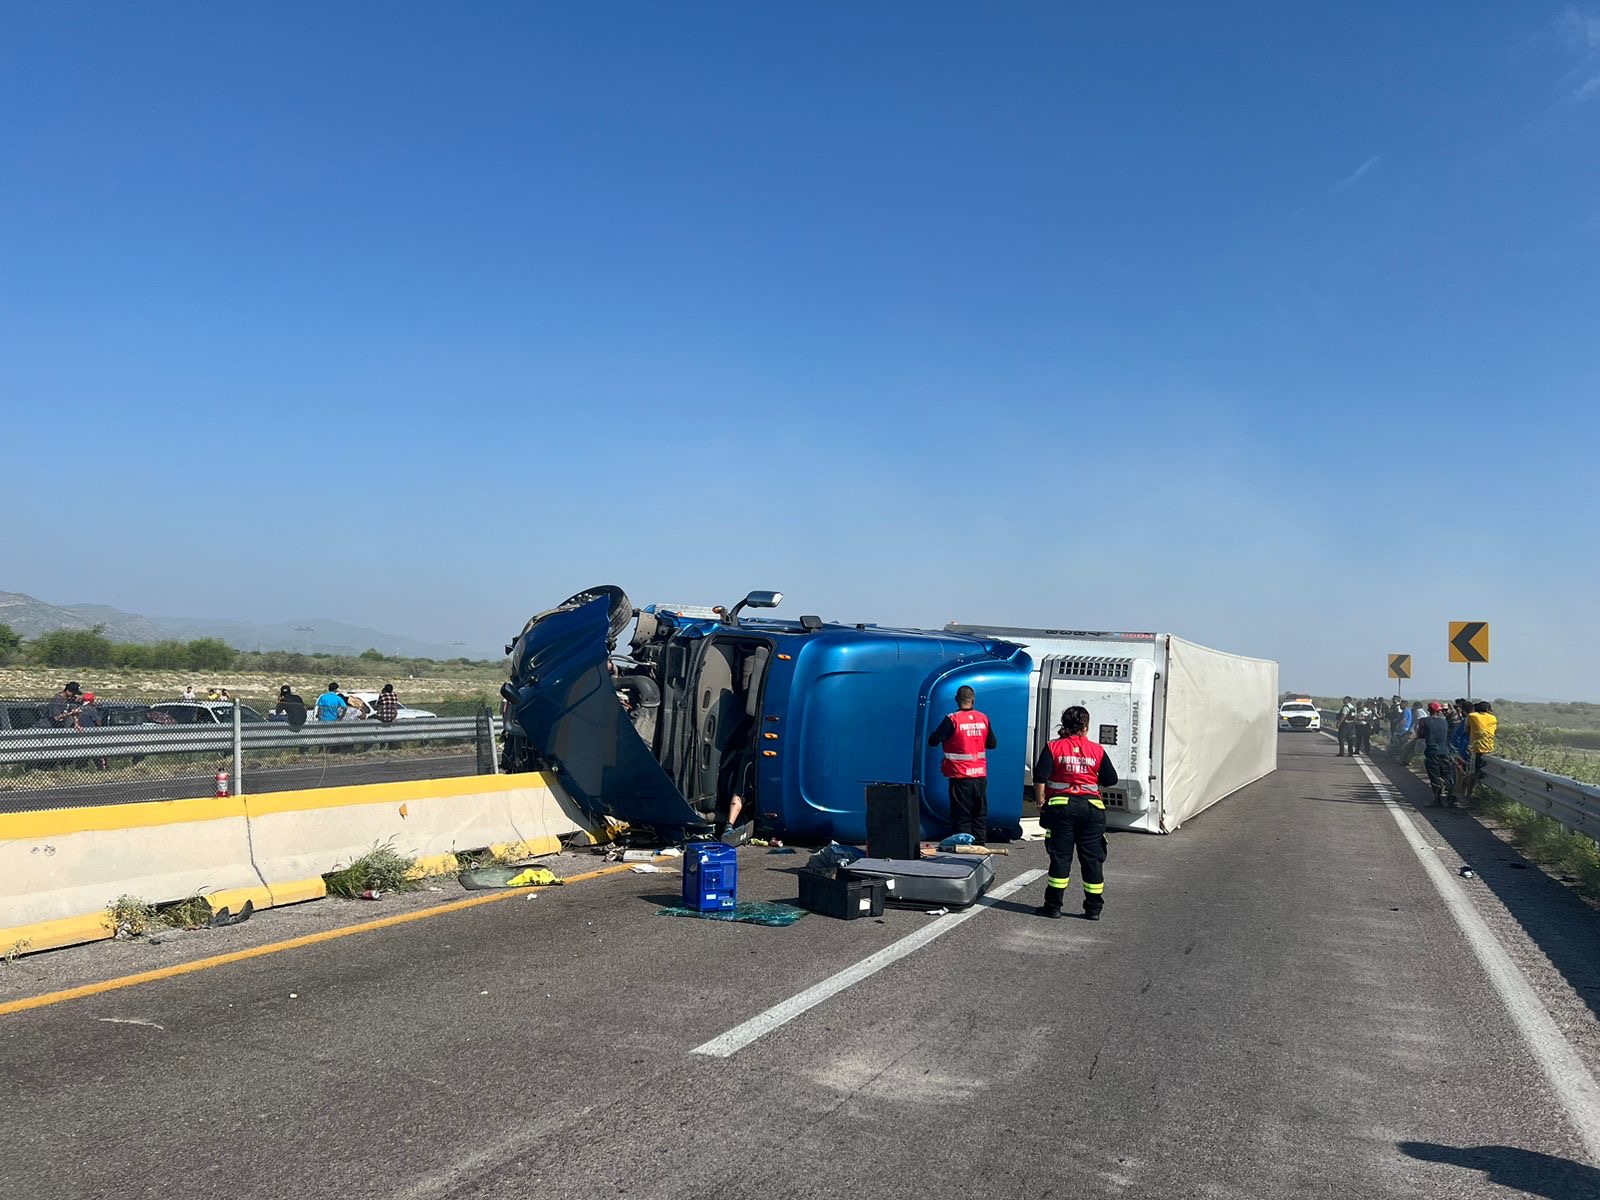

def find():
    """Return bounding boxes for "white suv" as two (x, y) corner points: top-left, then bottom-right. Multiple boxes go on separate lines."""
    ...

(1278, 701), (1321, 732)
(345, 691), (437, 720)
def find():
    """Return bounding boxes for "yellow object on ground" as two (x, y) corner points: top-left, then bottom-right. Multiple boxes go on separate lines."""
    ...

(505, 867), (562, 887)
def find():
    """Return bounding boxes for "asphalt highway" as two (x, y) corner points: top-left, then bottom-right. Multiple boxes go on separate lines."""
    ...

(4, 734), (1599, 1199)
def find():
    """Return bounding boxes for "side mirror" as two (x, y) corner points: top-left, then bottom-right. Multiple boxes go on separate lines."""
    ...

(725, 590), (784, 625)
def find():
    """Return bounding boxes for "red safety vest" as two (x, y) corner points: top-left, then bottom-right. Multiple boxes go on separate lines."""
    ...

(941, 709), (990, 778)
(1044, 735), (1106, 797)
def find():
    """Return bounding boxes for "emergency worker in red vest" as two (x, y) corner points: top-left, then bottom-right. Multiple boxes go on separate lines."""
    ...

(927, 685), (998, 843)
(1033, 705), (1118, 920)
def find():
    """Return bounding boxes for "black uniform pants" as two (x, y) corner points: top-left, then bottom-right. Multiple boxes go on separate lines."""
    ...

(1424, 752), (1455, 803)
(1355, 722), (1372, 755)
(948, 777), (988, 843)
(1042, 795), (1107, 913)
(1338, 721), (1355, 754)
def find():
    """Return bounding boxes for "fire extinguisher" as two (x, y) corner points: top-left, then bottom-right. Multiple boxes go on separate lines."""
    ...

(215, 769), (230, 797)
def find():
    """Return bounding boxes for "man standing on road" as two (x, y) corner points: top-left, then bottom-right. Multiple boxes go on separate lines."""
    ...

(375, 683), (401, 724)
(1354, 700), (1374, 757)
(1337, 697), (1357, 756)
(314, 682), (347, 723)
(1464, 701), (1497, 798)
(45, 682), (82, 727)
(273, 685), (308, 730)
(1414, 702), (1456, 807)
(927, 685), (996, 844)
(1034, 705), (1118, 921)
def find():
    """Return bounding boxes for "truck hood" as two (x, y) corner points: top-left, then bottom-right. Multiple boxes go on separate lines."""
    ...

(505, 593), (701, 829)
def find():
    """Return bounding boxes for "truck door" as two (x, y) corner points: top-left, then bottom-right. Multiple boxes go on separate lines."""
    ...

(1031, 656), (1156, 815)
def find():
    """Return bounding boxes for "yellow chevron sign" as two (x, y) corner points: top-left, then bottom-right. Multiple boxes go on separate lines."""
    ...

(1448, 622), (1489, 664)
(1387, 654), (1411, 680)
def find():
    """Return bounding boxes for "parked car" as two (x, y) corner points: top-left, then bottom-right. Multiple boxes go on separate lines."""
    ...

(0, 700), (46, 731)
(345, 691), (437, 720)
(0, 699), (159, 730)
(148, 701), (268, 725)
(1278, 700), (1321, 732)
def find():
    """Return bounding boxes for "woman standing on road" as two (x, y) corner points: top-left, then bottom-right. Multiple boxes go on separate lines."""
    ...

(1034, 706), (1119, 921)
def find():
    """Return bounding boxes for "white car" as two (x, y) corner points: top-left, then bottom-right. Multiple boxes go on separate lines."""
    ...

(1278, 700), (1321, 732)
(345, 691), (437, 720)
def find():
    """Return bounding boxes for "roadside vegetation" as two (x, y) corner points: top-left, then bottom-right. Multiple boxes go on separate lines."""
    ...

(0, 620), (505, 712)
(105, 892), (222, 937)
(321, 840), (423, 898)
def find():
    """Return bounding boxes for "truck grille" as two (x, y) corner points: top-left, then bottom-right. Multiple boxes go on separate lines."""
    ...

(1049, 657), (1133, 681)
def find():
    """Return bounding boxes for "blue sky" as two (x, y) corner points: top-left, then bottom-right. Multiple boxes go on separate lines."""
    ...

(3, 3), (1597, 699)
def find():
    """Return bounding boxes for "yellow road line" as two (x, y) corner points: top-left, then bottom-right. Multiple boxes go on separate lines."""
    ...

(0, 863), (636, 1019)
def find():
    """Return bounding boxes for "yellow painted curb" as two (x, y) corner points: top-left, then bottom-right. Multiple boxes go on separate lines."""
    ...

(0, 794), (247, 839)
(1, 912), (113, 957)
(242, 771), (553, 818)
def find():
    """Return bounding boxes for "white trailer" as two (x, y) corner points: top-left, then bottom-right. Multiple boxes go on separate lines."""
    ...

(944, 625), (1279, 833)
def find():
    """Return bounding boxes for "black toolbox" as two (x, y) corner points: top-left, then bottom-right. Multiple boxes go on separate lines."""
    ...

(797, 871), (888, 920)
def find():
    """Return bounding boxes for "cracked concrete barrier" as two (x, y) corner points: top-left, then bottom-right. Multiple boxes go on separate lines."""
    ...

(242, 772), (598, 903)
(0, 797), (273, 955)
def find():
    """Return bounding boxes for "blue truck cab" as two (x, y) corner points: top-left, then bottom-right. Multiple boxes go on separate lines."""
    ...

(500, 587), (1030, 844)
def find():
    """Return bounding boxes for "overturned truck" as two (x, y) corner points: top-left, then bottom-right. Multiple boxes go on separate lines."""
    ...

(500, 587), (1031, 843)
(945, 624), (1279, 833)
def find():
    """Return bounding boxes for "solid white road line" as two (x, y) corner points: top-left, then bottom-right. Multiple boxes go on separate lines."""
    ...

(1355, 757), (1600, 1164)
(691, 868), (1047, 1058)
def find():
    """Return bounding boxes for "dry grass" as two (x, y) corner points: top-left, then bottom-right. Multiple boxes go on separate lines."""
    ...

(0, 664), (505, 707)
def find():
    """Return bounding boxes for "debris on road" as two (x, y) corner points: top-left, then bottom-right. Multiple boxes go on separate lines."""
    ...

(805, 842), (864, 874)
(457, 866), (563, 890)
(630, 863), (663, 874)
(1458, 865), (1476, 879)
(796, 872), (886, 919)
(656, 901), (806, 927)
(683, 843), (738, 911)
(358, 889), (383, 901)
(925, 907), (949, 917)
(208, 900), (255, 928)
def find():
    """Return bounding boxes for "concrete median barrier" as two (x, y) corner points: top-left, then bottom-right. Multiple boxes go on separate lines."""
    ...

(0, 771), (598, 956)
(0, 797), (273, 955)
(242, 771), (596, 902)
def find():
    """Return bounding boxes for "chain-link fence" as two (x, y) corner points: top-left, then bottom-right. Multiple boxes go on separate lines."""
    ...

(0, 695), (500, 813)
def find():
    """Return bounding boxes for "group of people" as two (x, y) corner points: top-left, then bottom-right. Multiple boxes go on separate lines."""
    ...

(44, 681), (103, 730)
(269, 682), (402, 730)
(1336, 694), (1498, 807)
(181, 685), (233, 702)
(928, 686), (1116, 922)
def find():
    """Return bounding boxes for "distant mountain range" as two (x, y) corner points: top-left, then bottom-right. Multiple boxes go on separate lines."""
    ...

(0, 591), (495, 661)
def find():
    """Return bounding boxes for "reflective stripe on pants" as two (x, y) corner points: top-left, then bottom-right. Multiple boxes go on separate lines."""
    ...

(1041, 794), (1107, 912)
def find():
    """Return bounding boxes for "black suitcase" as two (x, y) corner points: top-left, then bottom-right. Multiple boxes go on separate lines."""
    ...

(841, 854), (995, 908)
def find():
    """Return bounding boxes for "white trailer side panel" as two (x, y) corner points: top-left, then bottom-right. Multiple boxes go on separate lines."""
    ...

(1161, 635), (1279, 830)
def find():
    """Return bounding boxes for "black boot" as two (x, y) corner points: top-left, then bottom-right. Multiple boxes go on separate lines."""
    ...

(1036, 885), (1065, 918)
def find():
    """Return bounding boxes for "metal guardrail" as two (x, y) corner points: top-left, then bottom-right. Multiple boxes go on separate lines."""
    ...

(1478, 756), (1600, 838)
(0, 717), (502, 768)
